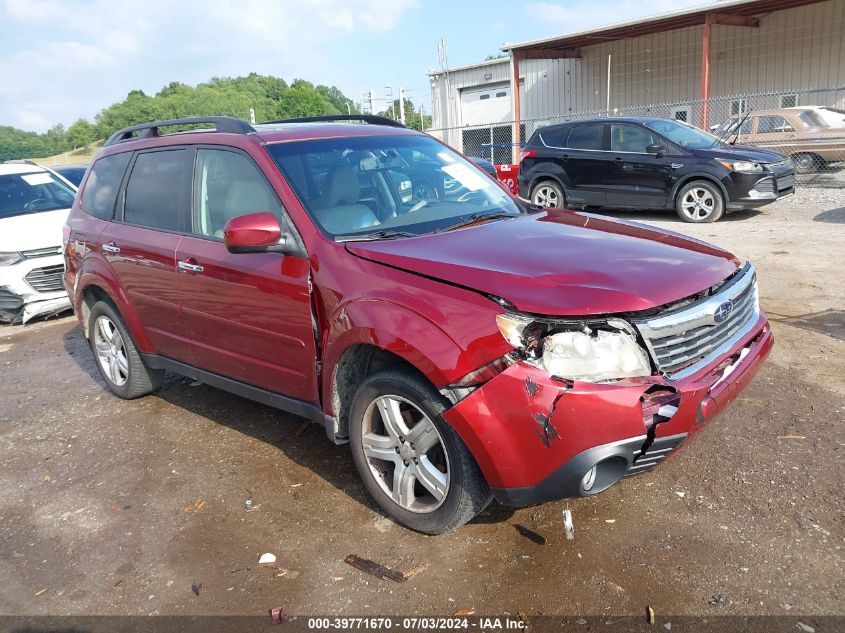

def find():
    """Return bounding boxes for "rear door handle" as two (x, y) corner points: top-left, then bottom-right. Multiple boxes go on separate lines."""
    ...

(102, 242), (120, 253)
(622, 165), (634, 171)
(178, 259), (204, 273)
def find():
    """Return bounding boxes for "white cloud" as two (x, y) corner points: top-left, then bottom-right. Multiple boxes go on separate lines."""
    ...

(0, 0), (419, 131)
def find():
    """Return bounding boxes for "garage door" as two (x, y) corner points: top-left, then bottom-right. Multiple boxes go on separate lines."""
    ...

(460, 83), (512, 126)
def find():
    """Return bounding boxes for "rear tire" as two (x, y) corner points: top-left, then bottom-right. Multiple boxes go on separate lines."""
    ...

(674, 180), (724, 223)
(530, 180), (565, 209)
(348, 368), (492, 534)
(88, 300), (164, 399)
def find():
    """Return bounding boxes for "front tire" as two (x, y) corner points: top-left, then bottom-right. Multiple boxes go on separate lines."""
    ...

(349, 369), (492, 534)
(88, 300), (164, 399)
(675, 180), (725, 223)
(530, 180), (565, 209)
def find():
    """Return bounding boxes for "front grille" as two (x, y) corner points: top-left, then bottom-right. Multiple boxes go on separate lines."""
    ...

(24, 264), (65, 293)
(22, 245), (62, 259)
(634, 264), (759, 379)
(624, 433), (687, 478)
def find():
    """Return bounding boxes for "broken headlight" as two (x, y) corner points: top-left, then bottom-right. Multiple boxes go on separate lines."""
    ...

(496, 314), (652, 382)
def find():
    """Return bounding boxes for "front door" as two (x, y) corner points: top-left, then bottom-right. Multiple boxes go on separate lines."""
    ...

(606, 123), (673, 209)
(101, 147), (193, 359)
(175, 147), (317, 403)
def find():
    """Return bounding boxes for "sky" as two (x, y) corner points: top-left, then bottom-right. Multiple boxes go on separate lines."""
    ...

(0, 0), (715, 133)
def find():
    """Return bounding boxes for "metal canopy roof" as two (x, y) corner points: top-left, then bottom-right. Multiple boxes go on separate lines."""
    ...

(501, 0), (827, 59)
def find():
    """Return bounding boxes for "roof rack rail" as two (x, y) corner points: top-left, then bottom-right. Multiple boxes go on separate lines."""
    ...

(261, 114), (407, 129)
(104, 116), (255, 147)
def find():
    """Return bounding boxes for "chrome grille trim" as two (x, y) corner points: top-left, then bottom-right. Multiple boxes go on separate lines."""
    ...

(24, 264), (65, 293)
(22, 246), (62, 259)
(633, 263), (760, 380)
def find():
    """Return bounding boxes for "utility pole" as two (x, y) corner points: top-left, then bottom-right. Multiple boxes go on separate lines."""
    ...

(368, 89), (375, 115)
(399, 88), (406, 125)
(384, 86), (394, 119)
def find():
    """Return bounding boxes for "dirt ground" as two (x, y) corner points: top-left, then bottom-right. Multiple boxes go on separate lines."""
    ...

(1, 187), (843, 623)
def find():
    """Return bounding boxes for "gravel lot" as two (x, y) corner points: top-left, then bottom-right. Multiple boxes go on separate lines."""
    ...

(0, 187), (843, 625)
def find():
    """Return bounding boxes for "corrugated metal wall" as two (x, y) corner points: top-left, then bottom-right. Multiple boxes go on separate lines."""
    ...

(429, 0), (845, 131)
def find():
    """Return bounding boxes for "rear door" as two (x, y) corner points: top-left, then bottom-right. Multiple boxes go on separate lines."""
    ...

(606, 123), (673, 208)
(175, 147), (317, 402)
(99, 147), (193, 358)
(561, 124), (611, 206)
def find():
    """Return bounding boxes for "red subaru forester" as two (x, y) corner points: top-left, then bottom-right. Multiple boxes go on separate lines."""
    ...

(63, 115), (773, 534)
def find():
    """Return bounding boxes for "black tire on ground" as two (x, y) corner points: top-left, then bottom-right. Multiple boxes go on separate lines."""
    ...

(792, 153), (823, 174)
(87, 300), (164, 399)
(674, 180), (725, 223)
(530, 180), (565, 209)
(348, 368), (492, 534)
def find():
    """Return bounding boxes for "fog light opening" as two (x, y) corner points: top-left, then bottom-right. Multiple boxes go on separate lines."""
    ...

(579, 457), (627, 496)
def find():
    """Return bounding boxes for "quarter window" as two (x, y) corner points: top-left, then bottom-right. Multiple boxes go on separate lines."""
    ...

(539, 128), (568, 148)
(610, 124), (657, 153)
(123, 149), (192, 232)
(566, 125), (605, 150)
(80, 152), (131, 220)
(192, 149), (285, 239)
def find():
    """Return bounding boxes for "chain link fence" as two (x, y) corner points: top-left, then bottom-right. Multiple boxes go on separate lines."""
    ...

(428, 87), (845, 187)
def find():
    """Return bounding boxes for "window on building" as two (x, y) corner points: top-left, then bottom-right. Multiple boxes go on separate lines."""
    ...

(780, 94), (798, 108)
(495, 91), (507, 98)
(479, 94), (490, 100)
(731, 98), (748, 116)
(673, 110), (688, 122)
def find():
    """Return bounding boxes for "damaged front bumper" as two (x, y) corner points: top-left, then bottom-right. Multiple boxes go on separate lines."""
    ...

(442, 314), (773, 507)
(0, 255), (71, 324)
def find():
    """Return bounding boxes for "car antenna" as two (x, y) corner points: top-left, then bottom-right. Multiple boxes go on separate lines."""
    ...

(727, 109), (753, 145)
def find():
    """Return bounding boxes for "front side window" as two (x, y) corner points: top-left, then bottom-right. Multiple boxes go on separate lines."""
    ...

(757, 115), (794, 133)
(643, 119), (720, 149)
(566, 125), (605, 150)
(267, 134), (521, 239)
(123, 149), (192, 232)
(192, 149), (285, 239)
(610, 124), (658, 153)
(0, 170), (76, 219)
(80, 152), (131, 220)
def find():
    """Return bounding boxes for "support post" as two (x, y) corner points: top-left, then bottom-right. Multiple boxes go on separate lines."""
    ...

(511, 51), (521, 163)
(700, 13), (712, 128)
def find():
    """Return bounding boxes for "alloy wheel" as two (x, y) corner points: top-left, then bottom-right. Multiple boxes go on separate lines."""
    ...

(93, 315), (129, 387)
(680, 187), (716, 221)
(532, 185), (559, 208)
(360, 395), (450, 513)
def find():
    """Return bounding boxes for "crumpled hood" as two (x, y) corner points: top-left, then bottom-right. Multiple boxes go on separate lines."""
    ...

(0, 208), (70, 252)
(692, 143), (785, 163)
(347, 210), (739, 316)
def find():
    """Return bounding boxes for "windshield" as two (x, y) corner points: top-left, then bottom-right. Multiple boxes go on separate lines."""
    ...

(0, 171), (77, 219)
(266, 134), (521, 239)
(643, 119), (723, 149)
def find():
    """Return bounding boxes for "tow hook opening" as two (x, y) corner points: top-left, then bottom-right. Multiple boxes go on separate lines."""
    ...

(579, 457), (628, 495)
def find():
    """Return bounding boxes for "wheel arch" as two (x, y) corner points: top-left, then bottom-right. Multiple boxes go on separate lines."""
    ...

(670, 173), (729, 204)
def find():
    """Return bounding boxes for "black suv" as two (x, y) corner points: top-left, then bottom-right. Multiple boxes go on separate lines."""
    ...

(518, 116), (796, 222)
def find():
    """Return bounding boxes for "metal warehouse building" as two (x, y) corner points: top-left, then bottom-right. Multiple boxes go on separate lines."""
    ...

(427, 0), (845, 162)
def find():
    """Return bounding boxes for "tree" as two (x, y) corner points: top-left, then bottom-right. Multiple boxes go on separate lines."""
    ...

(66, 119), (97, 149)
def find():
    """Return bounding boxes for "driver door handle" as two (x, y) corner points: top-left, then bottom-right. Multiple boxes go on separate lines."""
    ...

(102, 242), (120, 253)
(178, 259), (204, 273)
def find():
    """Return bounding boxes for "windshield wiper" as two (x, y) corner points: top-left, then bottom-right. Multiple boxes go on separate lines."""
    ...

(435, 211), (518, 233)
(335, 229), (417, 242)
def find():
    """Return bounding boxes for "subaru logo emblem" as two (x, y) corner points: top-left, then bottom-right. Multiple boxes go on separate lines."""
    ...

(713, 301), (733, 323)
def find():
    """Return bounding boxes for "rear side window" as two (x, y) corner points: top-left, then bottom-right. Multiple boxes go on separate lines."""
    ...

(80, 153), (131, 220)
(539, 128), (568, 148)
(566, 125), (605, 150)
(123, 149), (192, 232)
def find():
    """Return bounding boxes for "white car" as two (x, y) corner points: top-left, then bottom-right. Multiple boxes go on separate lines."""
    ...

(0, 162), (77, 323)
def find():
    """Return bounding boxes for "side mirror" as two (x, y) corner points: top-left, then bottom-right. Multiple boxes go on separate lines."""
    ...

(223, 212), (286, 253)
(646, 143), (667, 156)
